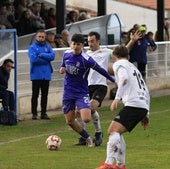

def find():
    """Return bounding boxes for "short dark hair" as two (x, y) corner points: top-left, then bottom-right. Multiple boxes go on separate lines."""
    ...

(113, 45), (129, 58)
(71, 34), (84, 43)
(3, 59), (14, 65)
(36, 29), (46, 34)
(88, 31), (100, 40)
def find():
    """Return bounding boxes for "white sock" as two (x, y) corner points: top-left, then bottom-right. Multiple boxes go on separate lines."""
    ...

(76, 117), (86, 129)
(116, 135), (126, 167)
(92, 111), (101, 132)
(105, 132), (121, 164)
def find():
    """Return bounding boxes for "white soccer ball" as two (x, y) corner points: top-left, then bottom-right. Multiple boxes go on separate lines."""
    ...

(45, 135), (62, 150)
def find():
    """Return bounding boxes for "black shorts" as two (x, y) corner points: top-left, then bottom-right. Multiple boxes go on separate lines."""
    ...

(88, 85), (107, 107)
(114, 106), (148, 132)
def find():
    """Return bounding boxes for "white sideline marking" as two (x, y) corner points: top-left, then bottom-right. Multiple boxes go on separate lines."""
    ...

(0, 129), (71, 146)
(0, 109), (169, 145)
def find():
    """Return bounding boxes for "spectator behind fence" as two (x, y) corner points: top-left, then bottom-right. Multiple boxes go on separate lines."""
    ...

(6, 1), (16, 28)
(40, 2), (48, 21)
(0, 3), (13, 29)
(54, 34), (63, 48)
(17, 10), (35, 36)
(0, 59), (14, 111)
(45, 7), (56, 29)
(28, 29), (55, 120)
(66, 10), (79, 24)
(45, 31), (56, 48)
(78, 11), (89, 21)
(154, 18), (170, 41)
(13, 0), (28, 21)
(28, 1), (46, 31)
(60, 29), (70, 47)
(128, 25), (157, 81)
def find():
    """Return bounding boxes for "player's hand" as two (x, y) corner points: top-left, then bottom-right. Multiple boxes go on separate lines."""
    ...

(59, 67), (66, 74)
(110, 99), (119, 112)
(141, 116), (149, 130)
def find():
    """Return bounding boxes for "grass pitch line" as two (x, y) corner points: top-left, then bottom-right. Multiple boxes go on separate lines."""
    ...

(0, 128), (71, 146)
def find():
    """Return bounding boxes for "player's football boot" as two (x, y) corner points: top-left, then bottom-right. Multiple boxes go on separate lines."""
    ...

(86, 136), (95, 147)
(75, 137), (86, 146)
(95, 132), (103, 146)
(95, 162), (117, 169)
(115, 165), (127, 169)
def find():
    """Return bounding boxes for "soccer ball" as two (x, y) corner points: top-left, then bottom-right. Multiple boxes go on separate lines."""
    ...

(45, 135), (62, 150)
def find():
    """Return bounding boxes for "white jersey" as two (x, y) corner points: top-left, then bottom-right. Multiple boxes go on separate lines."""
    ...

(87, 48), (112, 86)
(113, 59), (150, 111)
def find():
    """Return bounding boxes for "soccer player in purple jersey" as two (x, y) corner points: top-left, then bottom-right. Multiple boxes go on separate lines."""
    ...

(59, 33), (115, 147)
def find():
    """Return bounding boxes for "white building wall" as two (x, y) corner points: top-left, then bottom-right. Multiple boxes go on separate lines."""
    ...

(47, 0), (158, 33)
(70, 0), (158, 33)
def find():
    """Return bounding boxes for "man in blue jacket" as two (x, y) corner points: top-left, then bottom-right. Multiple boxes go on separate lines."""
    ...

(28, 29), (55, 120)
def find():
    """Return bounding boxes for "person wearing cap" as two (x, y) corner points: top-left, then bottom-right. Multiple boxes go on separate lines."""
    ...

(45, 31), (56, 48)
(127, 25), (157, 81)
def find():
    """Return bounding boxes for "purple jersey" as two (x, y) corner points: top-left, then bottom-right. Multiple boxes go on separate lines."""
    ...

(61, 50), (114, 99)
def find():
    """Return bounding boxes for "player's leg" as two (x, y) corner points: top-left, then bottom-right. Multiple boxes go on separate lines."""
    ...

(77, 96), (95, 147)
(116, 135), (126, 169)
(75, 110), (87, 145)
(96, 106), (148, 169)
(90, 85), (107, 146)
(75, 109), (86, 129)
(63, 96), (94, 147)
(95, 121), (126, 169)
(64, 109), (94, 147)
(91, 99), (103, 146)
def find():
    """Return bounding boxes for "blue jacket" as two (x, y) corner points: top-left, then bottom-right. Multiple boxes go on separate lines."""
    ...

(28, 41), (55, 81)
(129, 37), (148, 64)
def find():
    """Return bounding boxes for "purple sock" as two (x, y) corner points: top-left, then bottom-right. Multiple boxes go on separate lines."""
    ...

(80, 129), (90, 139)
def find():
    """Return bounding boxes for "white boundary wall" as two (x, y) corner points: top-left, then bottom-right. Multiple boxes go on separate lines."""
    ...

(17, 42), (170, 116)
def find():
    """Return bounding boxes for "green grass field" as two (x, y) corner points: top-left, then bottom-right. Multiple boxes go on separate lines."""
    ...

(0, 95), (170, 169)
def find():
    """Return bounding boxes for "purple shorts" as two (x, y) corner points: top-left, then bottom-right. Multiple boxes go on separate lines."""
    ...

(62, 93), (91, 114)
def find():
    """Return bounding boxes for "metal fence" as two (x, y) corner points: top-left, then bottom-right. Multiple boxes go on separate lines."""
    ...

(12, 41), (169, 114)
(17, 41), (170, 97)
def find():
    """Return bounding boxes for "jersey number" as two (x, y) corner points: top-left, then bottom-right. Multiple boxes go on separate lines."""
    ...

(133, 70), (146, 91)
